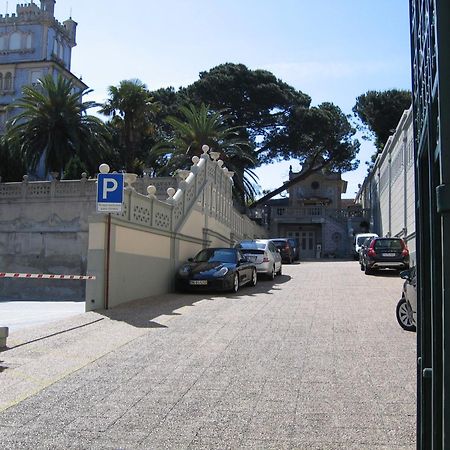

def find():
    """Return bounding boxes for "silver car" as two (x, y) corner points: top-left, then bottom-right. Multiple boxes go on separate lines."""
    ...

(236, 240), (282, 279)
(396, 267), (417, 332)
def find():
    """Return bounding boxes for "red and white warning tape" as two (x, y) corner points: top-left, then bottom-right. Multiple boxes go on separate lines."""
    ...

(0, 273), (96, 280)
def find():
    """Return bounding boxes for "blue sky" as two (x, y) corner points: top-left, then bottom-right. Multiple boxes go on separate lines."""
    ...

(7, 0), (412, 198)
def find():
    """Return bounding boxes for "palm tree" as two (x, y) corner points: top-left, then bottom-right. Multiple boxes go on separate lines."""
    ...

(100, 79), (159, 173)
(6, 75), (110, 178)
(165, 103), (258, 205)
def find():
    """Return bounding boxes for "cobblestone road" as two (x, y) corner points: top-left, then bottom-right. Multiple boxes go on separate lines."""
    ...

(0, 261), (416, 449)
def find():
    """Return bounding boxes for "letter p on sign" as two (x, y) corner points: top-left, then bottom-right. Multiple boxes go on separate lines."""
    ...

(103, 178), (118, 199)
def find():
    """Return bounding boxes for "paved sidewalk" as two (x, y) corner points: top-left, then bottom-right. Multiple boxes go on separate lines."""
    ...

(0, 261), (416, 449)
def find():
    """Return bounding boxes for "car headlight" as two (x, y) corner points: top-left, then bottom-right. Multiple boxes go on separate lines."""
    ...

(178, 266), (190, 277)
(213, 266), (229, 277)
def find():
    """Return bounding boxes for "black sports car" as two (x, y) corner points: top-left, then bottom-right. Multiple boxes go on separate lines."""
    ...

(175, 247), (257, 293)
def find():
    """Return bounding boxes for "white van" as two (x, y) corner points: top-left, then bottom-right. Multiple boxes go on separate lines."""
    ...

(353, 233), (378, 259)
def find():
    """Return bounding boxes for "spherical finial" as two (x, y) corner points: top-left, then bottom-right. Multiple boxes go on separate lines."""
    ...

(167, 187), (176, 198)
(176, 169), (190, 180)
(210, 151), (220, 161)
(99, 163), (110, 174)
(201, 144), (210, 154)
(147, 185), (157, 197)
(192, 156), (200, 164)
(217, 160), (224, 168)
(81, 172), (87, 179)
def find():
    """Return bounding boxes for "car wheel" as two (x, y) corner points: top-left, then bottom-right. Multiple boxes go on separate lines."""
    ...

(396, 297), (416, 332)
(231, 273), (239, 293)
(364, 264), (373, 275)
(250, 268), (257, 287)
(277, 264), (282, 276)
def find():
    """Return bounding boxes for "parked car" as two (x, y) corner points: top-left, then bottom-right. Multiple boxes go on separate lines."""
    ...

(396, 267), (417, 331)
(360, 237), (410, 275)
(270, 238), (295, 264)
(236, 240), (282, 279)
(287, 238), (300, 261)
(353, 233), (379, 260)
(175, 247), (257, 293)
(358, 236), (375, 267)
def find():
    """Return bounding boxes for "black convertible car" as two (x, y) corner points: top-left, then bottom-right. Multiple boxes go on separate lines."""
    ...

(175, 247), (257, 293)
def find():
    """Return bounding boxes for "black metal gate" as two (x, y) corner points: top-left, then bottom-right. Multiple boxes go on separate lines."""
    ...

(410, 1), (450, 448)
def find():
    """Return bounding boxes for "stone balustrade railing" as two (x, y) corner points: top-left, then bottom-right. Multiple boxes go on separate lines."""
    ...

(110, 146), (260, 239)
(0, 174), (178, 201)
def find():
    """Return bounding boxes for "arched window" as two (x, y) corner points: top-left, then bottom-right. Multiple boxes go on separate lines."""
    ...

(4, 72), (12, 91)
(26, 34), (32, 49)
(9, 32), (21, 50)
(0, 74), (3, 91)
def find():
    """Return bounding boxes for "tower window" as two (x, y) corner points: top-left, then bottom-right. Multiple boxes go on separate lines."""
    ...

(9, 32), (21, 50)
(4, 72), (12, 91)
(0, 74), (3, 91)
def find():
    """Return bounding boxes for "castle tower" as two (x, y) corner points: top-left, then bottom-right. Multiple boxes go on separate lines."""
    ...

(0, 1), (86, 133)
(40, 0), (56, 16)
(0, 0), (87, 178)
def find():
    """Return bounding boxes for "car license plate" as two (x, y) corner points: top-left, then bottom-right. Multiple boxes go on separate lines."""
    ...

(190, 280), (208, 286)
(382, 253), (394, 257)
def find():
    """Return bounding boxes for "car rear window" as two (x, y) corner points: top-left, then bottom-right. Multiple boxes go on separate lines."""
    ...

(374, 239), (403, 250)
(272, 240), (288, 248)
(238, 242), (266, 250)
(241, 249), (265, 255)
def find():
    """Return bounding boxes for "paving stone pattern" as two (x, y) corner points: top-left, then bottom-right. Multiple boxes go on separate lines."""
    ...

(0, 261), (416, 449)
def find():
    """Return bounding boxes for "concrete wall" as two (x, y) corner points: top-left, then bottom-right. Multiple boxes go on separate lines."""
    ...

(0, 176), (96, 300)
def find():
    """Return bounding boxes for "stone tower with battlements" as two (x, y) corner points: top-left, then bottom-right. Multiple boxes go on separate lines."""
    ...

(0, 0), (86, 132)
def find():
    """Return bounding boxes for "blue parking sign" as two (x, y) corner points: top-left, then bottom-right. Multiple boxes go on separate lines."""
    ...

(97, 173), (124, 213)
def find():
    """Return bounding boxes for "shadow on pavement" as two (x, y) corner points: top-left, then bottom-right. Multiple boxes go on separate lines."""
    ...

(98, 275), (292, 329)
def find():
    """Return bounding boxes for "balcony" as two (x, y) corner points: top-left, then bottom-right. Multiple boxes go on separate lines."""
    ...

(271, 206), (370, 224)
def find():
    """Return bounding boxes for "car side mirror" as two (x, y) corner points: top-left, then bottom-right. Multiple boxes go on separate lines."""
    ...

(239, 258), (247, 264)
(187, 258), (193, 262)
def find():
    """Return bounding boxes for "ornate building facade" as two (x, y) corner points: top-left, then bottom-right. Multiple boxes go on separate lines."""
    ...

(0, 0), (86, 132)
(252, 167), (368, 259)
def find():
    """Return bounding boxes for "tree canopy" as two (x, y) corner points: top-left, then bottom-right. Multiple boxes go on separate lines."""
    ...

(6, 75), (110, 178)
(101, 79), (162, 173)
(353, 89), (411, 152)
(180, 63), (311, 159)
(1, 63), (362, 198)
